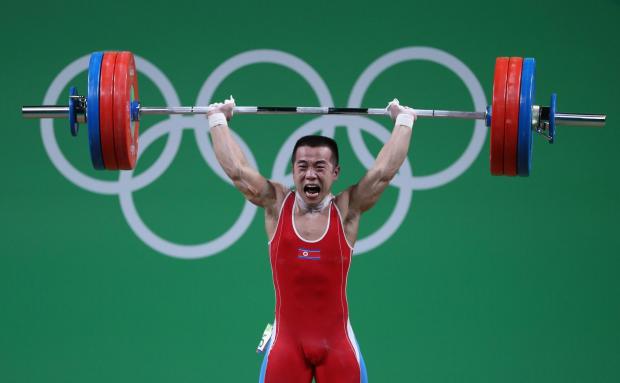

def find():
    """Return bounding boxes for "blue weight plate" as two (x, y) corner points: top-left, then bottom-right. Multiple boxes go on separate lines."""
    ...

(517, 58), (536, 176)
(69, 86), (78, 136)
(87, 52), (105, 169)
(549, 93), (556, 144)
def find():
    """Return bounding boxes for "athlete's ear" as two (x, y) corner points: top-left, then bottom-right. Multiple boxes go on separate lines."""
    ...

(333, 165), (340, 180)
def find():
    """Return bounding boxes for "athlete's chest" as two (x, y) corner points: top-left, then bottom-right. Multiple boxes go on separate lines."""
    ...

(293, 210), (330, 242)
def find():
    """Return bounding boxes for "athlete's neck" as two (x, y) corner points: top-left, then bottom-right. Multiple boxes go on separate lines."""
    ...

(295, 192), (332, 214)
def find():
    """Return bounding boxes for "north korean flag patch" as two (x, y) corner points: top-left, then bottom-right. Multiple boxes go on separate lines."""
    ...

(297, 247), (321, 260)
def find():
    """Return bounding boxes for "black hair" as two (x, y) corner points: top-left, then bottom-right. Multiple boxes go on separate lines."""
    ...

(291, 135), (339, 166)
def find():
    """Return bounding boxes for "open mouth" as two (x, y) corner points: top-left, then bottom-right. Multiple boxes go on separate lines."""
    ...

(303, 184), (321, 199)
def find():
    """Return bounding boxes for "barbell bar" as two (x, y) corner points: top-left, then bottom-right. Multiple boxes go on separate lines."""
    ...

(21, 51), (606, 175)
(22, 104), (606, 126)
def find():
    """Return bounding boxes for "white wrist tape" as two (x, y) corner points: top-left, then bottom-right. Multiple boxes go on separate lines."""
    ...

(395, 113), (414, 129)
(208, 112), (228, 129)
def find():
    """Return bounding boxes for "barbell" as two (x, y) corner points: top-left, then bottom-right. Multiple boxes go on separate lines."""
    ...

(21, 51), (607, 176)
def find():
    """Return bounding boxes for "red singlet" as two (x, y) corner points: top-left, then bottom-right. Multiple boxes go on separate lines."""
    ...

(259, 192), (368, 383)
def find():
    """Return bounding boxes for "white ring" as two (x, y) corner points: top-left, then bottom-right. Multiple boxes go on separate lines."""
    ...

(40, 54), (183, 195)
(347, 46), (487, 190)
(118, 117), (258, 259)
(193, 49), (336, 186)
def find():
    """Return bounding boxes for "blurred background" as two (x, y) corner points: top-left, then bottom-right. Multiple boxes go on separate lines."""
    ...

(1, 0), (618, 381)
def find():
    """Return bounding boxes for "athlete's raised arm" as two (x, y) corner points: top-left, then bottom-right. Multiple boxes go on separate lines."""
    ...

(341, 99), (416, 217)
(207, 97), (288, 210)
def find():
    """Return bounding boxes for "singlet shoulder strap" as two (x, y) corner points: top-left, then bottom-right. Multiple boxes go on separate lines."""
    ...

(268, 191), (294, 245)
(331, 199), (354, 250)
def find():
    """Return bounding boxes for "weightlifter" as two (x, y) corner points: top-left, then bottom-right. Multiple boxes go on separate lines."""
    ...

(207, 96), (416, 383)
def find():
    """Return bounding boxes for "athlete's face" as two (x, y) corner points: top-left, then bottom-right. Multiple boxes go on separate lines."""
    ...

(293, 146), (340, 205)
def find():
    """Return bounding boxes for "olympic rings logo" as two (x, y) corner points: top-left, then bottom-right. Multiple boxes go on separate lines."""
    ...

(40, 47), (487, 260)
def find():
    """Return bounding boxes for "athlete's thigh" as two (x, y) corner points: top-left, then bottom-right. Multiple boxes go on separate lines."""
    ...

(314, 341), (362, 383)
(262, 340), (313, 383)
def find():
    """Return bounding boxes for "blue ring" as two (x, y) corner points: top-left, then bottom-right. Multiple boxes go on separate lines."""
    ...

(517, 58), (535, 176)
(69, 86), (78, 137)
(87, 52), (105, 170)
(549, 93), (557, 144)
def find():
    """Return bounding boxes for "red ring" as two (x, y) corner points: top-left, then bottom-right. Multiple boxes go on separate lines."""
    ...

(490, 57), (509, 176)
(113, 52), (140, 170)
(503, 57), (523, 176)
(99, 52), (118, 170)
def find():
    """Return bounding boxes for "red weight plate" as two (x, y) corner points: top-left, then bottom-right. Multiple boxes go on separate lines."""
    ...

(99, 52), (119, 170)
(113, 51), (140, 170)
(503, 57), (523, 176)
(490, 57), (509, 175)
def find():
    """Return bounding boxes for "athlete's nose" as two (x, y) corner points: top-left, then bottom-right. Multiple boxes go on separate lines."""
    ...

(305, 168), (317, 179)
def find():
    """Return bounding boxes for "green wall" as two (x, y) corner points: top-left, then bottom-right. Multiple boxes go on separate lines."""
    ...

(1, 0), (618, 381)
